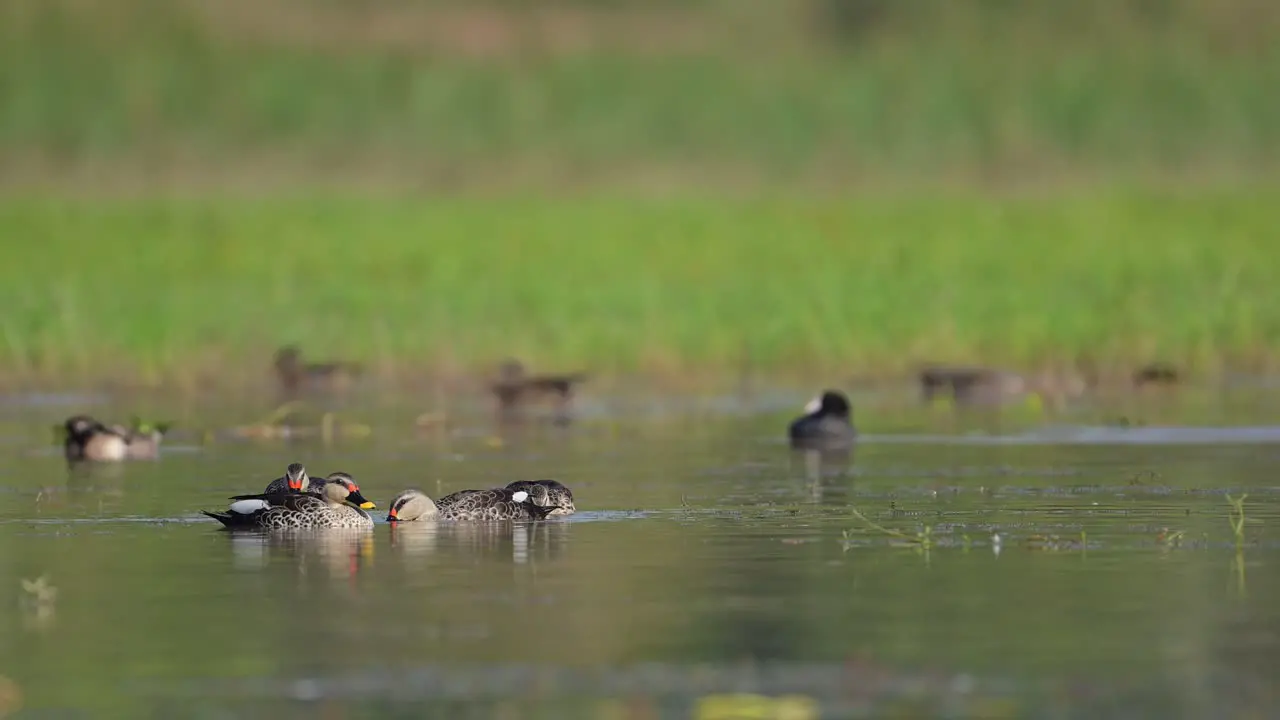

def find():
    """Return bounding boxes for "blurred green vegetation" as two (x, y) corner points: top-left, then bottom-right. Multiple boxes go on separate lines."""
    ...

(1, 0), (1276, 381)
(1, 192), (1276, 382)
(0, 0), (1276, 190)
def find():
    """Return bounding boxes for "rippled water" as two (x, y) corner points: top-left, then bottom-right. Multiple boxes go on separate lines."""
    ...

(1, 386), (1278, 719)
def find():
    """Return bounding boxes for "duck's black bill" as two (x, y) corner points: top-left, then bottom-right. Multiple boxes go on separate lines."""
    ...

(348, 489), (376, 510)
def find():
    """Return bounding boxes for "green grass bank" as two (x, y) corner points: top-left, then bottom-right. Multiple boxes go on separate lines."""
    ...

(1, 191), (1276, 386)
(1, 0), (1277, 191)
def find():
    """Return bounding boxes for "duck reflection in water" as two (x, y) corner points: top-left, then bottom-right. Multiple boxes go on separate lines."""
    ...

(47, 460), (128, 512)
(389, 520), (571, 566)
(791, 447), (855, 505)
(227, 528), (373, 581)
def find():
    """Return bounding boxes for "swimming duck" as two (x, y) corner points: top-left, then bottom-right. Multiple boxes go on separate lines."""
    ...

(788, 390), (856, 449)
(919, 365), (1028, 405)
(261, 462), (315, 494)
(490, 359), (587, 414)
(203, 476), (376, 530)
(919, 365), (1087, 406)
(61, 415), (171, 461)
(505, 479), (576, 516)
(273, 345), (364, 398)
(386, 487), (553, 522)
(1133, 362), (1179, 388)
(62, 415), (130, 462)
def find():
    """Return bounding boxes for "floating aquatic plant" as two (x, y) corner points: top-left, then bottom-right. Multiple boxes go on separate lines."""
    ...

(228, 401), (372, 444)
(1226, 493), (1248, 547)
(1156, 528), (1185, 548)
(843, 505), (933, 550)
(129, 416), (173, 435)
(19, 575), (58, 631)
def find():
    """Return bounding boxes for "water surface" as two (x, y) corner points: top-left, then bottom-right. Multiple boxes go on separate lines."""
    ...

(1, 389), (1278, 719)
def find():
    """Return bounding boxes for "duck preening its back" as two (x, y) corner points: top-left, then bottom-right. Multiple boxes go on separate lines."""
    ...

(386, 487), (556, 522)
(787, 390), (856, 449)
(505, 479), (576, 516)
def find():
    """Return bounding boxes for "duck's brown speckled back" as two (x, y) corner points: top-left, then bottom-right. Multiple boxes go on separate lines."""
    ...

(506, 479), (576, 515)
(435, 487), (553, 521)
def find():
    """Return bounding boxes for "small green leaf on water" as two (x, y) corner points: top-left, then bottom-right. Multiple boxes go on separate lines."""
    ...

(1025, 393), (1044, 412)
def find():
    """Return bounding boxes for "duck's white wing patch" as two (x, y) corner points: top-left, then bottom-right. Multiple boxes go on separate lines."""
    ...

(229, 499), (270, 515)
(511, 490), (529, 503)
(804, 397), (822, 414)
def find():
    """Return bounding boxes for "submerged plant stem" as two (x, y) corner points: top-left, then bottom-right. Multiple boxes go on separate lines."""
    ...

(1226, 493), (1248, 547)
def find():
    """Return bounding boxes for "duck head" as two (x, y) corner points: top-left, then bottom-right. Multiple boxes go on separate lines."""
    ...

(804, 390), (851, 419)
(62, 415), (104, 443)
(326, 472), (376, 510)
(386, 489), (438, 522)
(284, 462), (310, 492)
(507, 479), (576, 516)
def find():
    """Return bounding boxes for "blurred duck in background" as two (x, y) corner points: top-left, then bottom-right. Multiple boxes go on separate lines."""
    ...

(273, 345), (364, 398)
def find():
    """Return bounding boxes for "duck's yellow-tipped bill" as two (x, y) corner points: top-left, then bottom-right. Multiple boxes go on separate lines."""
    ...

(358, 501), (377, 510)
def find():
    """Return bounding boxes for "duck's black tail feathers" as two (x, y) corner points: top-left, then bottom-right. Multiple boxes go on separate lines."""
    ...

(202, 510), (235, 527)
